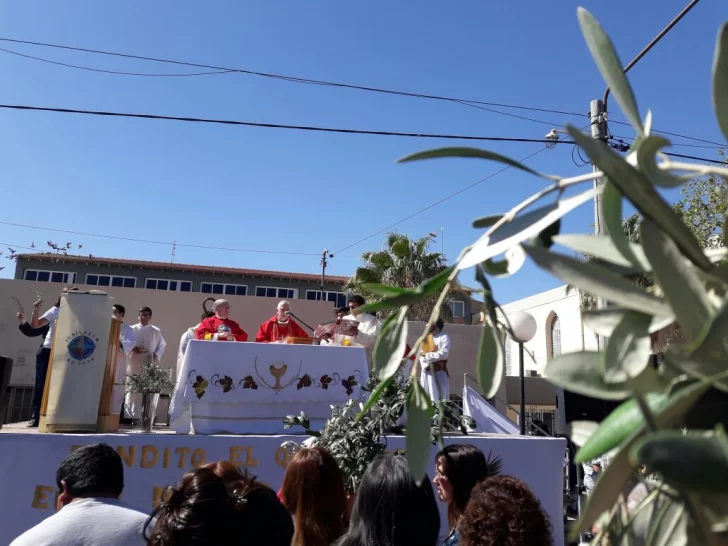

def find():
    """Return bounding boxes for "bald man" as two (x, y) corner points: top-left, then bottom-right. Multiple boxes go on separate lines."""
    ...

(255, 300), (308, 343)
(195, 299), (248, 342)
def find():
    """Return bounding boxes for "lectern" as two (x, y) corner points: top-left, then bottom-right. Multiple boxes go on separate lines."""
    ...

(38, 290), (121, 433)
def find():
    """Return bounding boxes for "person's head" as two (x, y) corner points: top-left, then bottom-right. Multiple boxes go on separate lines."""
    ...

(214, 299), (231, 320)
(459, 475), (553, 546)
(54, 286), (78, 308)
(281, 447), (347, 546)
(200, 310), (215, 322)
(336, 307), (348, 320)
(430, 318), (445, 335)
(348, 295), (366, 313)
(139, 306), (153, 326)
(145, 466), (293, 546)
(56, 443), (124, 509)
(339, 454), (440, 546)
(277, 300), (291, 322)
(112, 304), (126, 321)
(434, 444), (490, 528)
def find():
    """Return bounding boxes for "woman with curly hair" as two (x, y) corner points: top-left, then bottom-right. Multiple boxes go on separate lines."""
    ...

(458, 475), (553, 546)
(433, 444), (490, 545)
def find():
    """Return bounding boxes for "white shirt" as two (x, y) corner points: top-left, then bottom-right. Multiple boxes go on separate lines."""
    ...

(129, 323), (166, 361)
(419, 331), (451, 368)
(345, 313), (381, 350)
(119, 322), (137, 354)
(40, 306), (60, 349)
(10, 497), (148, 546)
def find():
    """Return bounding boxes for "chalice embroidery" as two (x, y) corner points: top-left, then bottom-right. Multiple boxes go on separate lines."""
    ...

(269, 364), (287, 391)
(253, 357), (301, 392)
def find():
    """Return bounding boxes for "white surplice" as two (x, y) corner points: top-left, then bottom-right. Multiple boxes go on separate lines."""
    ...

(340, 313), (381, 365)
(112, 322), (137, 414)
(169, 324), (200, 434)
(124, 323), (167, 419)
(419, 331), (451, 402)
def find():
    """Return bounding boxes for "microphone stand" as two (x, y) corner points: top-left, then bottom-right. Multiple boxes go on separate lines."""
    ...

(285, 311), (316, 334)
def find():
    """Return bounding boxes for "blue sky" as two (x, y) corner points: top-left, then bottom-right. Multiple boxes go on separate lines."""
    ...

(0, 0), (725, 304)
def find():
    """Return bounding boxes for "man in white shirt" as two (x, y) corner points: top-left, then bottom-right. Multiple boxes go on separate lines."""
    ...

(345, 295), (382, 364)
(419, 318), (451, 402)
(28, 287), (74, 427)
(125, 306), (167, 420)
(112, 305), (136, 416)
(10, 443), (148, 546)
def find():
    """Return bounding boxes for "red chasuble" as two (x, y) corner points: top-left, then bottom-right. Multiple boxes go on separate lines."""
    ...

(195, 316), (248, 342)
(255, 316), (308, 343)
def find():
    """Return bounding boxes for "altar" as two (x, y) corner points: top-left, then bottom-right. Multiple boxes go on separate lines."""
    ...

(169, 341), (369, 434)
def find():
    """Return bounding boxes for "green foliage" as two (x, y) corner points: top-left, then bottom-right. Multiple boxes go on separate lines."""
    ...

(126, 361), (174, 394)
(282, 376), (474, 493)
(344, 232), (455, 321)
(356, 9), (728, 544)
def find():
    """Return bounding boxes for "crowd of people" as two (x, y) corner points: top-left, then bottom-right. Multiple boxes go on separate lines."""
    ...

(11, 442), (553, 546)
(16, 287), (455, 427)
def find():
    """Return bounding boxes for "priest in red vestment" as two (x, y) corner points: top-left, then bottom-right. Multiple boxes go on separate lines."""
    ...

(195, 299), (248, 342)
(255, 300), (308, 343)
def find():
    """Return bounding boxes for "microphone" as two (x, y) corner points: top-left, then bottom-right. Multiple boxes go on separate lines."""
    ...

(285, 310), (315, 333)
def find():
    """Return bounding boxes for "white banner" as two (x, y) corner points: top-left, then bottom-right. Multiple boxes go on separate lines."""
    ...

(170, 342), (369, 434)
(0, 432), (566, 546)
(45, 292), (113, 430)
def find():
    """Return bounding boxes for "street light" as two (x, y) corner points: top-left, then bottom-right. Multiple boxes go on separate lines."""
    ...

(510, 311), (537, 435)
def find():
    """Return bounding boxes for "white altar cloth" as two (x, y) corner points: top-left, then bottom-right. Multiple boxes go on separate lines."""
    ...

(169, 341), (368, 434)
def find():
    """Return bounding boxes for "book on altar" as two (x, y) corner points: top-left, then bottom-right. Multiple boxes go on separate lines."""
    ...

(314, 319), (360, 345)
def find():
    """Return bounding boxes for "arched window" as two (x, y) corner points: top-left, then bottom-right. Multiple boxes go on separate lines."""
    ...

(504, 331), (514, 375)
(550, 314), (562, 357)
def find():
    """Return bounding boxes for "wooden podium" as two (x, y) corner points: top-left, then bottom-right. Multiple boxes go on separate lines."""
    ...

(38, 290), (121, 433)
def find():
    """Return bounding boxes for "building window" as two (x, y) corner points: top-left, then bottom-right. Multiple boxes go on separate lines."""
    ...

(306, 290), (347, 307)
(146, 278), (193, 292)
(3, 386), (33, 424)
(200, 282), (247, 296)
(87, 274), (136, 288)
(550, 314), (562, 357)
(449, 300), (465, 318)
(255, 286), (297, 299)
(24, 269), (76, 284)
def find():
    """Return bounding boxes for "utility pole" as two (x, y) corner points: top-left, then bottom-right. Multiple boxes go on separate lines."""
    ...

(320, 249), (333, 301)
(170, 240), (177, 263)
(590, 99), (608, 238)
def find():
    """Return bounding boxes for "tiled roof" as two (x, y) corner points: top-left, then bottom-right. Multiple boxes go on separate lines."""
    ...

(17, 253), (349, 284)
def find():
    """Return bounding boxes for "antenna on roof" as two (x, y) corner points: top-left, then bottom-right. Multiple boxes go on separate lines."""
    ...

(170, 240), (177, 263)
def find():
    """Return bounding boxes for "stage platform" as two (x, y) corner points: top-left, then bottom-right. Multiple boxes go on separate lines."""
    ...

(0, 425), (566, 546)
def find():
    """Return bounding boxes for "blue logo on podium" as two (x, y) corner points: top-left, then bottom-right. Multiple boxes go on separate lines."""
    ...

(67, 335), (97, 362)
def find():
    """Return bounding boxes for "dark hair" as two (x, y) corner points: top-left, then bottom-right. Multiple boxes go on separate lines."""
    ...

(337, 454), (440, 546)
(281, 447), (347, 546)
(113, 304), (126, 317)
(139, 306), (152, 316)
(54, 287), (78, 308)
(200, 310), (215, 321)
(435, 444), (490, 528)
(145, 466), (293, 546)
(348, 295), (366, 307)
(435, 318), (445, 331)
(337, 307), (349, 315)
(459, 476), (553, 546)
(56, 443), (124, 498)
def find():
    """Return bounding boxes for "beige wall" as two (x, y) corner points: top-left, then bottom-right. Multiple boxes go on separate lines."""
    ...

(0, 279), (340, 386)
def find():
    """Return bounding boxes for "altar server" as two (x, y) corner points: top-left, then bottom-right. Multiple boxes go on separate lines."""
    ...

(419, 318), (451, 402)
(195, 299), (248, 341)
(345, 295), (381, 360)
(125, 306), (167, 420)
(256, 300), (308, 343)
(112, 304), (136, 416)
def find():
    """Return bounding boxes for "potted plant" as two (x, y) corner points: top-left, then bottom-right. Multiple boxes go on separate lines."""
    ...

(126, 359), (174, 432)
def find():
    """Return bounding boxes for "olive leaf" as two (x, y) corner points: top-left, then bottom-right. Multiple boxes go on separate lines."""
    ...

(602, 311), (652, 383)
(582, 307), (674, 338)
(544, 351), (630, 400)
(553, 233), (648, 270)
(476, 318), (504, 399)
(373, 307), (409, 381)
(713, 23), (728, 142)
(406, 381), (435, 485)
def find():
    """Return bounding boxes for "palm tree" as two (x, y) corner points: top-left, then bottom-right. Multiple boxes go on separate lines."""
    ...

(345, 233), (457, 321)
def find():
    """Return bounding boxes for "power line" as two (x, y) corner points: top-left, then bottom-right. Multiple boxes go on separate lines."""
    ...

(662, 151), (727, 165)
(0, 37), (584, 118)
(333, 146), (550, 255)
(609, 119), (725, 147)
(611, 134), (723, 150)
(0, 46), (235, 77)
(0, 103), (578, 144)
(0, 221), (319, 256)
